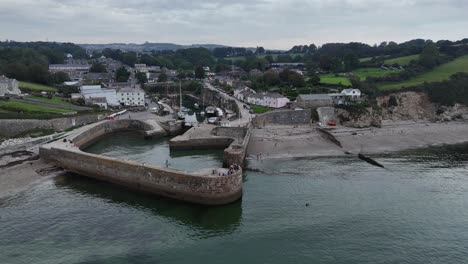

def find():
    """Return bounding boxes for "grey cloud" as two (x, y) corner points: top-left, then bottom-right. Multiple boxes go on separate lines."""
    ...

(0, 0), (466, 49)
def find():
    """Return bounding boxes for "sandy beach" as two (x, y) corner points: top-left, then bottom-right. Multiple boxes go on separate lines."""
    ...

(247, 120), (468, 159)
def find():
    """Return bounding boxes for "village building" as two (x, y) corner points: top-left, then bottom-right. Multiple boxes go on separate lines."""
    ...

(295, 94), (333, 109)
(79, 85), (119, 108)
(269, 62), (305, 69)
(341, 88), (361, 99)
(0, 76), (21, 97)
(246, 92), (290, 108)
(328, 93), (346, 105)
(234, 86), (256, 101)
(85, 97), (108, 109)
(295, 89), (363, 109)
(49, 64), (90, 72)
(116, 87), (146, 107)
(83, 72), (112, 84)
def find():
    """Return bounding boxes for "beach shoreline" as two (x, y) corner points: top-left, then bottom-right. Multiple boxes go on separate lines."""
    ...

(247, 120), (468, 160)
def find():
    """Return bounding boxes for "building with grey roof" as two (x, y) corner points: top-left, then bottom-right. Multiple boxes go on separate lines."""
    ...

(295, 94), (333, 109)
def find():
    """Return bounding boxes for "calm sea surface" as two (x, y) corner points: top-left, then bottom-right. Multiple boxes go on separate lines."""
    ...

(1, 133), (468, 264)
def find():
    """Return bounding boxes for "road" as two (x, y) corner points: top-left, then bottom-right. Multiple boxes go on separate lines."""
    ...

(203, 81), (253, 126)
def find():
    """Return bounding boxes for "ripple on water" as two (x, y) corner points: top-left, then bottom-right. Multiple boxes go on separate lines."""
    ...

(1, 142), (468, 263)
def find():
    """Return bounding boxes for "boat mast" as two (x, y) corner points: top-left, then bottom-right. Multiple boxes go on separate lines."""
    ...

(179, 80), (182, 110)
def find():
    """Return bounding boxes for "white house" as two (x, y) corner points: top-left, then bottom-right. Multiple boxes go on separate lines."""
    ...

(246, 93), (290, 109)
(234, 86), (256, 101)
(341, 89), (361, 99)
(80, 85), (119, 107)
(0, 76), (21, 97)
(117, 88), (145, 106)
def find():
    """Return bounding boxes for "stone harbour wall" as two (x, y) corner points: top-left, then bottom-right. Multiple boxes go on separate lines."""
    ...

(39, 119), (242, 205)
(201, 88), (240, 117)
(223, 124), (253, 168)
(73, 119), (157, 149)
(253, 109), (311, 127)
(40, 147), (243, 205)
(0, 115), (101, 137)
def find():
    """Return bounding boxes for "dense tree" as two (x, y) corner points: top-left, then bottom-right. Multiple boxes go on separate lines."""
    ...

(136, 72), (148, 84)
(158, 73), (168, 82)
(195, 66), (205, 79)
(419, 43), (440, 69)
(264, 55), (274, 63)
(263, 70), (280, 86)
(308, 74), (321, 86)
(49, 71), (70, 84)
(115, 66), (130, 82)
(255, 46), (265, 54)
(89, 62), (107, 73)
(276, 54), (293, 63)
(343, 53), (359, 71)
(122, 52), (137, 67)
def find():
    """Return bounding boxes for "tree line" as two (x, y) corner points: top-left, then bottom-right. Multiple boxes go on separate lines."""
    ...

(0, 41), (87, 85)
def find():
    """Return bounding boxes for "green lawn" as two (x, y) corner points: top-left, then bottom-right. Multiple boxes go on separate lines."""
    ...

(19, 81), (58, 92)
(384, 55), (419, 66)
(353, 68), (403, 80)
(251, 105), (271, 114)
(359, 57), (374, 63)
(28, 95), (73, 106)
(0, 101), (74, 114)
(319, 74), (352, 86)
(379, 55), (468, 90)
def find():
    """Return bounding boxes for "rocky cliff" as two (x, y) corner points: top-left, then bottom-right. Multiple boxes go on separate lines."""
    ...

(336, 91), (468, 128)
(377, 92), (436, 121)
(335, 107), (382, 128)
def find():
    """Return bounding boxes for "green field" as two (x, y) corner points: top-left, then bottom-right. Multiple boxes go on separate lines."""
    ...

(384, 55), (419, 66)
(353, 68), (403, 80)
(359, 55), (390, 63)
(359, 57), (374, 63)
(28, 95), (73, 106)
(319, 74), (352, 86)
(319, 67), (402, 86)
(251, 105), (271, 114)
(0, 101), (74, 114)
(19, 81), (58, 92)
(380, 55), (468, 90)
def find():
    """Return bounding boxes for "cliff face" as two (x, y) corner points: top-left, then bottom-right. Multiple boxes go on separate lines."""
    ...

(336, 91), (468, 128)
(335, 107), (382, 128)
(377, 92), (436, 121)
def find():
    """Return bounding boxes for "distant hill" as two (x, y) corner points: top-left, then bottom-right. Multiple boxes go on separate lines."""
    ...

(78, 42), (240, 52)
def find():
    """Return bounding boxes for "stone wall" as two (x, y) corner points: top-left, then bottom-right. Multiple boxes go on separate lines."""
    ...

(212, 126), (247, 139)
(201, 88), (240, 118)
(72, 119), (159, 148)
(317, 107), (337, 125)
(253, 109), (311, 127)
(40, 147), (242, 205)
(39, 119), (242, 205)
(0, 115), (101, 137)
(223, 123), (253, 168)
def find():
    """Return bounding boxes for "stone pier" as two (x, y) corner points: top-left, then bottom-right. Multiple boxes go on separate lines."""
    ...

(169, 124), (253, 168)
(40, 119), (243, 205)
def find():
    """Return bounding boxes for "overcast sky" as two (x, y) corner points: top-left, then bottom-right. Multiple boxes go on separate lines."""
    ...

(0, 0), (467, 49)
